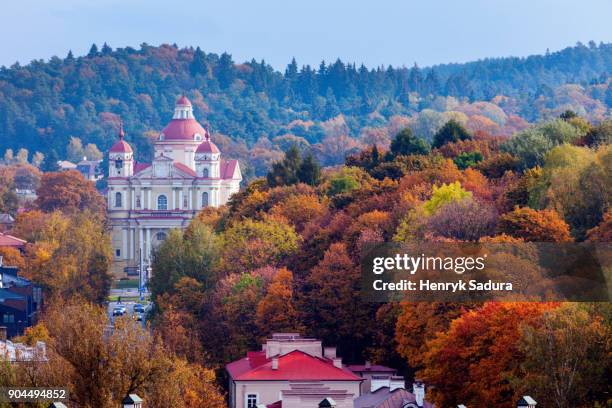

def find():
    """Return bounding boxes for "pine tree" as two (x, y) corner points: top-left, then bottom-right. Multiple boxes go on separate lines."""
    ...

(285, 57), (298, 79)
(190, 47), (208, 76)
(432, 120), (472, 148)
(390, 128), (430, 157)
(101, 42), (112, 55)
(297, 153), (321, 186)
(87, 43), (99, 58)
(41, 149), (59, 172)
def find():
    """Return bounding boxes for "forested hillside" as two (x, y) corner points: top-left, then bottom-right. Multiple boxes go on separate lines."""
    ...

(0, 42), (610, 176)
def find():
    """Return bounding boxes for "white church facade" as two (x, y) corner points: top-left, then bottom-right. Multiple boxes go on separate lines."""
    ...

(107, 96), (241, 277)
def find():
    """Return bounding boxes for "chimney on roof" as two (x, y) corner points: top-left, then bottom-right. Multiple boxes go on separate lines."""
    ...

(0, 327), (6, 342)
(272, 356), (279, 370)
(324, 347), (336, 359)
(413, 381), (425, 408)
(390, 376), (405, 391)
(332, 357), (342, 369)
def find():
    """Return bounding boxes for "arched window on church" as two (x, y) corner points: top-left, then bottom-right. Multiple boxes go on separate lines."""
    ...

(202, 192), (209, 207)
(203, 168), (209, 178)
(156, 231), (167, 241)
(115, 192), (122, 208)
(157, 195), (168, 210)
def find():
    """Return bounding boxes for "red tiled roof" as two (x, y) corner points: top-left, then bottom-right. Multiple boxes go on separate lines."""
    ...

(267, 402), (282, 408)
(227, 350), (361, 381)
(133, 163), (151, 174)
(0, 233), (27, 248)
(110, 139), (133, 153)
(221, 159), (239, 179)
(176, 95), (192, 106)
(161, 118), (207, 141)
(196, 140), (220, 154)
(173, 162), (197, 177)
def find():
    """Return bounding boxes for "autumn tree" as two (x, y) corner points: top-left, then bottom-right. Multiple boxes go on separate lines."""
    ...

(298, 243), (375, 361)
(498, 207), (572, 242)
(35, 170), (106, 218)
(256, 268), (301, 335)
(395, 302), (470, 370)
(19, 210), (112, 303)
(423, 181), (472, 215)
(419, 302), (557, 408)
(33, 299), (226, 408)
(514, 303), (611, 408)
(427, 198), (498, 241)
(219, 217), (300, 274)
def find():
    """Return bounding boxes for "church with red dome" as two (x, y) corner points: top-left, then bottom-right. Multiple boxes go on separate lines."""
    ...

(107, 96), (242, 277)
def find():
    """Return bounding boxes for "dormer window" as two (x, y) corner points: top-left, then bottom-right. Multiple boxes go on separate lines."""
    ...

(159, 133), (165, 141)
(194, 133), (202, 141)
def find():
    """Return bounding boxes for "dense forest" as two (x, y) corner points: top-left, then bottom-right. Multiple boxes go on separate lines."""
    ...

(0, 42), (610, 177)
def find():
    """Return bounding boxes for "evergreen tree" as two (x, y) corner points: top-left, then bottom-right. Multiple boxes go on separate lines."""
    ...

(297, 153), (321, 186)
(101, 42), (112, 55)
(390, 128), (430, 157)
(87, 43), (99, 58)
(432, 120), (472, 148)
(216, 52), (235, 88)
(41, 149), (59, 172)
(190, 47), (208, 76)
(285, 58), (298, 79)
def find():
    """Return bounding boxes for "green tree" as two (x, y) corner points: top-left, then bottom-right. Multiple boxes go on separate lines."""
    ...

(389, 128), (430, 158)
(297, 153), (321, 185)
(453, 151), (483, 169)
(514, 304), (611, 408)
(150, 220), (219, 299)
(41, 149), (59, 172)
(432, 119), (472, 148)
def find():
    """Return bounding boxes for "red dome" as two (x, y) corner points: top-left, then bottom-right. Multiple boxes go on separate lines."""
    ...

(176, 95), (192, 106)
(161, 118), (208, 141)
(196, 139), (220, 154)
(110, 139), (133, 153)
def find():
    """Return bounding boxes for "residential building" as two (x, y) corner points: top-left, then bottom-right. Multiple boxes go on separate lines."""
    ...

(226, 333), (362, 408)
(0, 232), (26, 252)
(76, 157), (103, 181)
(0, 259), (42, 337)
(106, 95), (241, 277)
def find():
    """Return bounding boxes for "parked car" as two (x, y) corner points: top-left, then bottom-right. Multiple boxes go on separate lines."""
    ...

(112, 306), (126, 316)
(133, 303), (145, 314)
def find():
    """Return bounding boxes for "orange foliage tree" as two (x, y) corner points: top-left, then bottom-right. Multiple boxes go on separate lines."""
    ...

(498, 207), (572, 242)
(419, 302), (557, 408)
(35, 170), (106, 218)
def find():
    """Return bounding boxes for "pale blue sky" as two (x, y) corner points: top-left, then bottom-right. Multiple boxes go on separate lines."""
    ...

(2, 0), (611, 69)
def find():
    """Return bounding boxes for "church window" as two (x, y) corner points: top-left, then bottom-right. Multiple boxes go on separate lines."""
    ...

(202, 192), (209, 207)
(115, 249), (121, 257)
(115, 192), (122, 208)
(203, 168), (209, 178)
(136, 196), (141, 208)
(115, 159), (123, 170)
(157, 195), (168, 210)
(156, 232), (167, 241)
